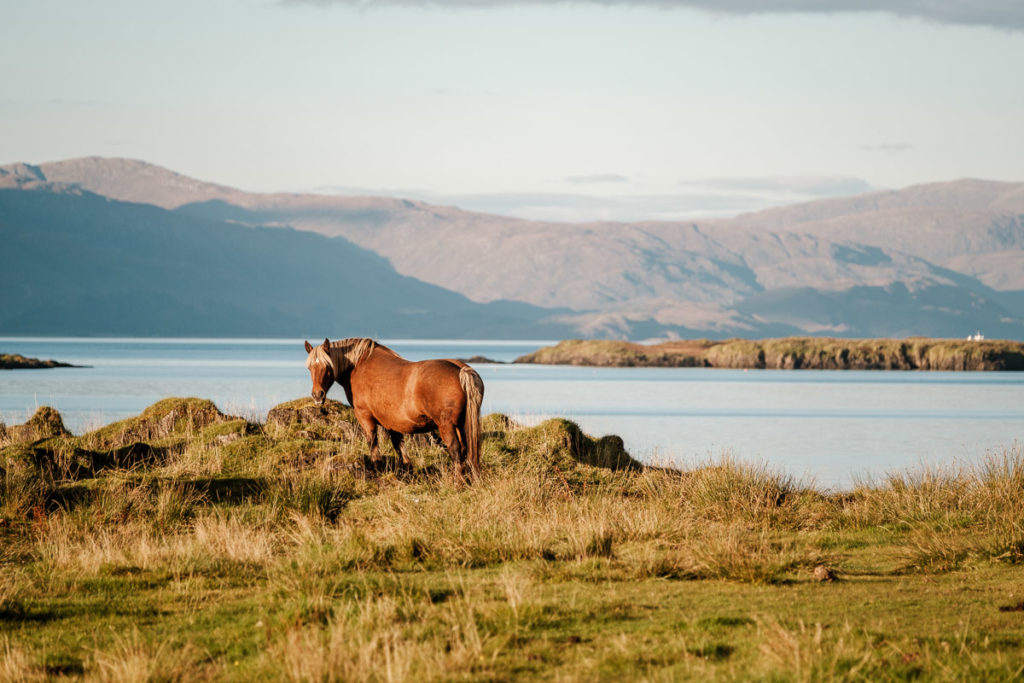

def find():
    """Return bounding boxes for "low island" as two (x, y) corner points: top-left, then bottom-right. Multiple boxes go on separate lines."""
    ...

(515, 336), (1024, 371)
(0, 353), (78, 370)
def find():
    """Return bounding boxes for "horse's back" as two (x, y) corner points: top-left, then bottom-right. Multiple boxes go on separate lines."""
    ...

(351, 354), (466, 431)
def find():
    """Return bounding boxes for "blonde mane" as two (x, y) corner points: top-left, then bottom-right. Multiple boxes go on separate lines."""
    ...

(334, 337), (378, 371)
(305, 343), (335, 371)
(306, 337), (396, 374)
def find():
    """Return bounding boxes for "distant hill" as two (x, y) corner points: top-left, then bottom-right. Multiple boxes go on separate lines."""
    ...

(0, 185), (572, 338)
(3, 157), (1024, 339)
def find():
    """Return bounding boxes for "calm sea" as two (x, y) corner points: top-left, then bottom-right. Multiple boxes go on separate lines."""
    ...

(2, 337), (1022, 488)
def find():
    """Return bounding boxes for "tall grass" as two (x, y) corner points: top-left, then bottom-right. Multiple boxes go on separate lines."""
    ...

(89, 629), (201, 683)
(3, 400), (1024, 679)
(756, 616), (1024, 681)
(837, 446), (1024, 569)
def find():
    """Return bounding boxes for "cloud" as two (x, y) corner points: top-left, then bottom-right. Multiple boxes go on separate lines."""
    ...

(679, 175), (874, 198)
(564, 173), (629, 184)
(282, 0), (1024, 31)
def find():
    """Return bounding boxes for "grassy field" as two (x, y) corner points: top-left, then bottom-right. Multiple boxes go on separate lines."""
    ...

(2, 398), (1024, 681)
(516, 337), (1024, 371)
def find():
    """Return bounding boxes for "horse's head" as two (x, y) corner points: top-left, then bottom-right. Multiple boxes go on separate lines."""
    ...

(304, 338), (335, 405)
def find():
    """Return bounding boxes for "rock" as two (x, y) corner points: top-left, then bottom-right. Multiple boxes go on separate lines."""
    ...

(266, 397), (353, 427)
(265, 398), (361, 441)
(0, 406), (70, 445)
(813, 565), (838, 582)
(79, 398), (228, 451)
(215, 433), (243, 445)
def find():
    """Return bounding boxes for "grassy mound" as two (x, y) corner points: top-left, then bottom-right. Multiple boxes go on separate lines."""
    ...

(0, 399), (254, 483)
(78, 397), (232, 451)
(1, 399), (1023, 680)
(486, 415), (642, 473)
(266, 397), (362, 442)
(0, 406), (70, 446)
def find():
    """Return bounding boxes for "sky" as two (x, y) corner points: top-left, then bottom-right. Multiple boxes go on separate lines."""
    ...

(2, 0), (1024, 221)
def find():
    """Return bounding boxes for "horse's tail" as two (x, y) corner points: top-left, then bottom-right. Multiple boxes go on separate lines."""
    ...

(459, 366), (485, 477)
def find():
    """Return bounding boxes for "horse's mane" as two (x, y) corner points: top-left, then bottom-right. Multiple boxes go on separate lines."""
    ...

(334, 337), (378, 369)
(305, 343), (334, 370)
(306, 337), (404, 374)
(306, 337), (403, 374)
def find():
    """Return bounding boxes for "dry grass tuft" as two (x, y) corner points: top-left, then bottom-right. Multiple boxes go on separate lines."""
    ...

(89, 629), (201, 683)
(1, 636), (45, 682)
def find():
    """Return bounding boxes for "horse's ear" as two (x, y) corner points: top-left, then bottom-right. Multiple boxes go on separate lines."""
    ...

(322, 338), (330, 349)
(304, 340), (313, 353)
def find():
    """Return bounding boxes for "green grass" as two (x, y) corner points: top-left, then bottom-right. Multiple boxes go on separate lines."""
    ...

(2, 398), (1024, 680)
(518, 337), (1024, 370)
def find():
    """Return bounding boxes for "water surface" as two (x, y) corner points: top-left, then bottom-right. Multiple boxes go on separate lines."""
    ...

(2, 337), (1021, 488)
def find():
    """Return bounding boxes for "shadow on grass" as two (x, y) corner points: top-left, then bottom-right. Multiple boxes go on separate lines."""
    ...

(48, 476), (269, 511)
(179, 477), (267, 503)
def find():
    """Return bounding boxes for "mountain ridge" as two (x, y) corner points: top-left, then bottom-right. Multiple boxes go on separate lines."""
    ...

(2, 157), (1023, 339)
(0, 185), (573, 338)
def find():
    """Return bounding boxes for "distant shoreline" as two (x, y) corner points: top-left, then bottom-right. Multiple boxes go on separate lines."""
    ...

(514, 337), (1024, 371)
(0, 353), (81, 370)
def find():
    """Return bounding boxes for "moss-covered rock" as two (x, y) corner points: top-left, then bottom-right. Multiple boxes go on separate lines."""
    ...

(2, 399), (642, 494)
(197, 419), (259, 446)
(265, 398), (362, 442)
(0, 406), (70, 446)
(485, 414), (642, 473)
(0, 400), (238, 481)
(78, 398), (229, 451)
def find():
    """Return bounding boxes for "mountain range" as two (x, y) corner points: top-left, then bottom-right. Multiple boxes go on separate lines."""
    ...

(2, 157), (1023, 339)
(0, 170), (568, 339)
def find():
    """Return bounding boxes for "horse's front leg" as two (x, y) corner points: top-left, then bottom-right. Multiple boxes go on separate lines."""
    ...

(355, 410), (383, 466)
(388, 430), (410, 467)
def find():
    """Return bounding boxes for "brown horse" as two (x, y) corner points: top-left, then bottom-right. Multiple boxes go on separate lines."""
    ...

(304, 338), (485, 478)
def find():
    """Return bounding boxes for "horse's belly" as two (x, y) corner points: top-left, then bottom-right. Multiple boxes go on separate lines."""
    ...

(379, 412), (435, 434)
(405, 420), (437, 435)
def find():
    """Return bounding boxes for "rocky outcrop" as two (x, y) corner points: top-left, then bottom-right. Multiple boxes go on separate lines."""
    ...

(0, 354), (78, 370)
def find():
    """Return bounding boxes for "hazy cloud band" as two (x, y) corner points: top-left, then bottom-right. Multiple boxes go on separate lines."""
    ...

(285, 0), (1024, 31)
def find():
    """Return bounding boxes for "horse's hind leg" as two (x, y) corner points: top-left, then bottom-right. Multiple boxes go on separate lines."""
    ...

(355, 410), (383, 467)
(437, 421), (466, 480)
(388, 430), (410, 466)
